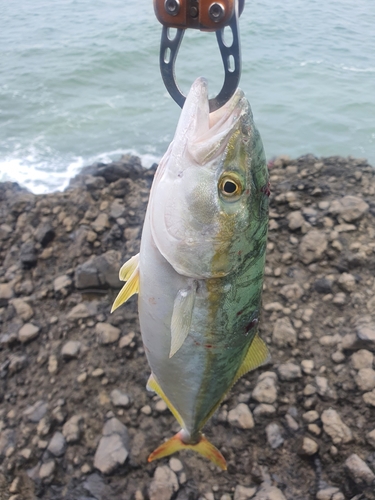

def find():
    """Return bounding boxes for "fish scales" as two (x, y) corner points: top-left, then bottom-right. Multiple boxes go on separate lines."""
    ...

(112, 77), (270, 469)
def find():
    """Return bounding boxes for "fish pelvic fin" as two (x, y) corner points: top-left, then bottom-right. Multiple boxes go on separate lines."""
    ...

(146, 374), (185, 428)
(111, 254), (140, 313)
(233, 332), (271, 384)
(148, 430), (227, 471)
(169, 283), (196, 358)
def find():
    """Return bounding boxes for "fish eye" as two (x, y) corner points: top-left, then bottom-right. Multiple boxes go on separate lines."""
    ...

(218, 174), (243, 199)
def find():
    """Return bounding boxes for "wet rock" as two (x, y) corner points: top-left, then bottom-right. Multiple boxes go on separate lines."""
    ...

(228, 403), (255, 429)
(266, 423), (284, 449)
(23, 400), (48, 423)
(18, 322), (40, 343)
(321, 409), (353, 444)
(345, 453), (375, 486)
(47, 432), (66, 457)
(74, 250), (122, 289)
(277, 363), (302, 381)
(329, 195), (369, 222)
(272, 317), (297, 347)
(96, 323), (120, 345)
(148, 465), (179, 500)
(61, 340), (81, 359)
(62, 415), (83, 443)
(299, 230), (328, 265)
(252, 372), (278, 404)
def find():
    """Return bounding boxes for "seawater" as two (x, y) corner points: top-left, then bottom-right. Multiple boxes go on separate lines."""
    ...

(1, 0), (374, 193)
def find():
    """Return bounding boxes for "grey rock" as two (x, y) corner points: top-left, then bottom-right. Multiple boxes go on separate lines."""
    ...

(351, 350), (374, 370)
(345, 453), (375, 486)
(356, 316), (375, 348)
(272, 317), (297, 347)
(253, 484), (287, 500)
(39, 460), (55, 480)
(74, 250), (122, 289)
(234, 485), (257, 500)
(315, 376), (337, 399)
(316, 487), (341, 500)
(355, 368), (375, 391)
(277, 363), (302, 381)
(103, 418), (129, 442)
(266, 423), (284, 449)
(299, 436), (319, 456)
(10, 298), (34, 321)
(83, 473), (113, 500)
(9, 191), (35, 214)
(299, 230), (328, 265)
(314, 278), (333, 294)
(329, 195), (369, 222)
(67, 302), (97, 320)
(287, 210), (305, 230)
(23, 400), (48, 423)
(61, 340), (81, 359)
(302, 410), (319, 423)
(96, 323), (121, 345)
(35, 222), (55, 247)
(279, 283), (304, 302)
(253, 404), (276, 419)
(321, 409), (352, 444)
(252, 373), (278, 404)
(8, 354), (27, 374)
(364, 389), (375, 407)
(62, 415), (83, 443)
(0, 283), (14, 305)
(0, 223), (12, 240)
(0, 429), (15, 456)
(53, 275), (72, 293)
(20, 240), (37, 268)
(366, 429), (375, 448)
(92, 213), (110, 233)
(94, 434), (129, 474)
(47, 432), (66, 457)
(110, 389), (131, 408)
(148, 465), (179, 500)
(227, 403), (255, 429)
(337, 272), (356, 292)
(110, 199), (126, 219)
(18, 323), (40, 343)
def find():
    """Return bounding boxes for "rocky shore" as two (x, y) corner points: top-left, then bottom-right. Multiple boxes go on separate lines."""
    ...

(0, 153), (375, 500)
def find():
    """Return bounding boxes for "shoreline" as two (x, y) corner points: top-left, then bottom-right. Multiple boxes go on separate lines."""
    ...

(0, 153), (375, 499)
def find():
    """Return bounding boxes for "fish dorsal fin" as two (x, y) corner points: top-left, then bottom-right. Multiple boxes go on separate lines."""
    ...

(147, 374), (185, 428)
(169, 284), (196, 358)
(119, 253), (139, 281)
(234, 333), (271, 384)
(111, 254), (140, 313)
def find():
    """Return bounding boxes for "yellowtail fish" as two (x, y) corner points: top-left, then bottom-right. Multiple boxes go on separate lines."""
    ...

(112, 77), (270, 470)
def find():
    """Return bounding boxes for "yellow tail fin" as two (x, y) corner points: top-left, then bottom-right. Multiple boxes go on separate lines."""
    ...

(148, 430), (227, 470)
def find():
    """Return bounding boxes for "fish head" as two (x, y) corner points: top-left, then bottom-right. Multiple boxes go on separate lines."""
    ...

(149, 77), (269, 279)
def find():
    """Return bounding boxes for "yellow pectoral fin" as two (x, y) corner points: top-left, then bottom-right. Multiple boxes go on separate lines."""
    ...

(146, 374), (185, 428)
(111, 266), (139, 313)
(119, 253), (139, 281)
(234, 332), (271, 384)
(148, 430), (227, 471)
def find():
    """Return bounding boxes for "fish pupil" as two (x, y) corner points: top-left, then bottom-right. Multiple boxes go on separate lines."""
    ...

(223, 180), (237, 194)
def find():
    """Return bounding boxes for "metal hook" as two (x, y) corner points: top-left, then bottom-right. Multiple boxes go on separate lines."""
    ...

(159, 4), (241, 112)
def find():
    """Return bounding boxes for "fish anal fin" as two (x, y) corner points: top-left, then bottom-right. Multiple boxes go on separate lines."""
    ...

(234, 333), (271, 384)
(119, 253), (139, 281)
(111, 267), (139, 313)
(148, 430), (227, 471)
(146, 374), (185, 429)
(169, 284), (196, 358)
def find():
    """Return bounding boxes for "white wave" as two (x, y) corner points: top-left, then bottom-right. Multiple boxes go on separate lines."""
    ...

(341, 65), (375, 73)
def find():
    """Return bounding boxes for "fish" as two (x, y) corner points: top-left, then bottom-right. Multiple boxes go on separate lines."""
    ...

(111, 77), (270, 470)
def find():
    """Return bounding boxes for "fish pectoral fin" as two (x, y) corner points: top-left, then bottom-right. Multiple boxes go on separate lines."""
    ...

(148, 430), (227, 471)
(146, 374), (185, 429)
(119, 253), (139, 281)
(169, 283), (196, 358)
(234, 332), (271, 384)
(111, 263), (140, 313)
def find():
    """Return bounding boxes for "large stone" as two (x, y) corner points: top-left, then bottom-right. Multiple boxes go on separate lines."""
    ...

(39, 460), (56, 480)
(92, 213), (110, 233)
(227, 404), (255, 429)
(299, 230), (328, 265)
(253, 484), (287, 500)
(148, 465), (179, 500)
(355, 368), (375, 392)
(10, 298), (34, 321)
(47, 432), (66, 457)
(61, 341), (81, 359)
(272, 317), (297, 347)
(35, 222), (55, 247)
(0, 283), (14, 305)
(252, 372), (278, 404)
(345, 453), (375, 486)
(23, 400), (48, 423)
(110, 390), (131, 408)
(329, 195), (369, 222)
(277, 363), (302, 381)
(266, 423), (284, 449)
(67, 302), (97, 321)
(94, 434), (128, 474)
(20, 240), (37, 268)
(62, 415), (83, 443)
(96, 323), (121, 345)
(321, 409), (352, 444)
(279, 283), (304, 302)
(18, 323), (40, 343)
(53, 275), (72, 293)
(234, 485), (257, 500)
(74, 250), (122, 289)
(351, 349), (374, 370)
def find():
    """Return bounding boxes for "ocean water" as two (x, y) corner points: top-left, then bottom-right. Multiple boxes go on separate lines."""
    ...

(1, 0), (374, 194)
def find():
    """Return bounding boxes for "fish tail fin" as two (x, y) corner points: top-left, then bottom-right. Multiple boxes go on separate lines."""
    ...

(148, 430), (227, 470)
